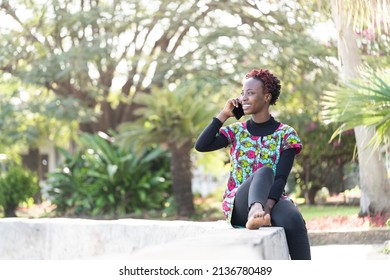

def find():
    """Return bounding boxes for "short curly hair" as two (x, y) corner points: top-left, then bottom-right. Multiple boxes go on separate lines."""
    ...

(245, 69), (281, 105)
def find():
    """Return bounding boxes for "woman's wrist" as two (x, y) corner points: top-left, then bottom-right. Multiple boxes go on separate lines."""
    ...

(216, 111), (229, 123)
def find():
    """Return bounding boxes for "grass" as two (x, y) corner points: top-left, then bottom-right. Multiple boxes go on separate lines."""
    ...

(194, 193), (363, 224)
(297, 204), (360, 221)
(0, 200), (364, 224)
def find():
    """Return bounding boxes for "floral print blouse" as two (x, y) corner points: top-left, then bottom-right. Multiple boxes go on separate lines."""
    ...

(219, 121), (302, 223)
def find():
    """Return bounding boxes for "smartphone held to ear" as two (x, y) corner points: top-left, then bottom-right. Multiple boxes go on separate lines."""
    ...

(232, 103), (245, 120)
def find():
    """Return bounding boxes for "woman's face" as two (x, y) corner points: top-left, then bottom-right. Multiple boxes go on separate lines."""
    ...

(241, 77), (270, 114)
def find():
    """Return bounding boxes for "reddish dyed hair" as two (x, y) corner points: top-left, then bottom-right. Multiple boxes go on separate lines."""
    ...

(245, 68), (281, 105)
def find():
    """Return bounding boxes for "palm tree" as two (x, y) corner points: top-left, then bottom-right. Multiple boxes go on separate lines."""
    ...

(328, 0), (390, 216)
(116, 81), (216, 217)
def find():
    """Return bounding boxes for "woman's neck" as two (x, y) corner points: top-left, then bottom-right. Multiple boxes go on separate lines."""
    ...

(251, 110), (271, 123)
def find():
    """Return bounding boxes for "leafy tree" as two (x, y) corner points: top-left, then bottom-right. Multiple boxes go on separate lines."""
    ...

(327, 0), (390, 216)
(117, 81), (216, 217)
(0, 0), (238, 133)
(0, 75), (81, 200)
(0, 0), (338, 133)
(291, 117), (357, 204)
(0, 77), (80, 149)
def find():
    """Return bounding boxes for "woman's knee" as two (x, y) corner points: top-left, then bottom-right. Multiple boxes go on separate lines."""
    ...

(254, 166), (274, 180)
(271, 201), (306, 229)
(285, 211), (306, 231)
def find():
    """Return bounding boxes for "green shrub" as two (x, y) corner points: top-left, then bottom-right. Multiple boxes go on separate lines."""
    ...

(47, 133), (172, 217)
(0, 164), (39, 217)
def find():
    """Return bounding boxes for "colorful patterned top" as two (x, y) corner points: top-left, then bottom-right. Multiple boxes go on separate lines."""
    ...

(219, 121), (302, 223)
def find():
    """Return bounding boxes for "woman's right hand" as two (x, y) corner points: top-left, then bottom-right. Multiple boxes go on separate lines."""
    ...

(217, 97), (241, 123)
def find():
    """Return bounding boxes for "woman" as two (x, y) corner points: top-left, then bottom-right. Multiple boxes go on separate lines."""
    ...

(195, 68), (311, 260)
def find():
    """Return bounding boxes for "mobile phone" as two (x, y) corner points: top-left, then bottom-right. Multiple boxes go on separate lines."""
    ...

(232, 103), (245, 120)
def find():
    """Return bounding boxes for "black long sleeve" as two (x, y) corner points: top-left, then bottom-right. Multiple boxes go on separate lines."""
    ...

(194, 118), (228, 152)
(269, 148), (295, 201)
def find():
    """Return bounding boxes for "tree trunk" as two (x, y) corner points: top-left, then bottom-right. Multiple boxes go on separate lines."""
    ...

(354, 126), (390, 215)
(308, 187), (319, 205)
(169, 140), (195, 217)
(331, 0), (390, 216)
(21, 148), (42, 204)
(78, 100), (141, 134)
(4, 203), (17, 217)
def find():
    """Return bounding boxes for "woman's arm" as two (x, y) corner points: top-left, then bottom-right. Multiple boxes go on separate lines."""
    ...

(265, 148), (296, 213)
(195, 97), (240, 152)
(194, 118), (229, 152)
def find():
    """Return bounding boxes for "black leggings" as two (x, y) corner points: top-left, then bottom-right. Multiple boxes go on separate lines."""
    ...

(231, 166), (311, 260)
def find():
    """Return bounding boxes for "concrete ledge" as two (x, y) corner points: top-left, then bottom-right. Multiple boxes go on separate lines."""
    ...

(0, 218), (289, 260)
(309, 229), (390, 245)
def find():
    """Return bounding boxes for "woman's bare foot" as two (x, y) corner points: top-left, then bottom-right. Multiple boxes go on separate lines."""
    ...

(246, 203), (272, 230)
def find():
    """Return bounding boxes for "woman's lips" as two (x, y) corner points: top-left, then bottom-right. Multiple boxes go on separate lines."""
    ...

(242, 104), (250, 110)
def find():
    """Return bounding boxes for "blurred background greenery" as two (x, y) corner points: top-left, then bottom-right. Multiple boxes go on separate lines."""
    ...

(0, 0), (389, 229)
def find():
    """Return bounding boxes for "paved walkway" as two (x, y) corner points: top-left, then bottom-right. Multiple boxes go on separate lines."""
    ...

(311, 244), (389, 260)
(309, 228), (390, 260)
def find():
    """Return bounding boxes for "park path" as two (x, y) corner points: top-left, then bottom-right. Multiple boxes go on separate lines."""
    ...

(311, 244), (389, 260)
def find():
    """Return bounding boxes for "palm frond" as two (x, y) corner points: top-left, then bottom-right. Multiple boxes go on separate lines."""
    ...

(322, 66), (390, 148)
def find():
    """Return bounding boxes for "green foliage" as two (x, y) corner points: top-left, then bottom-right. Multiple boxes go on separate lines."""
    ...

(0, 75), (79, 151)
(0, 0), (342, 134)
(117, 81), (217, 151)
(47, 133), (171, 217)
(322, 66), (390, 151)
(1, 0), (237, 132)
(0, 0), (365, 210)
(280, 111), (357, 204)
(117, 80), (218, 216)
(0, 164), (39, 217)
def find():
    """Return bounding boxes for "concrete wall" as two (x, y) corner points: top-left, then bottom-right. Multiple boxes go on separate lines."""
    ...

(0, 218), (289, 260)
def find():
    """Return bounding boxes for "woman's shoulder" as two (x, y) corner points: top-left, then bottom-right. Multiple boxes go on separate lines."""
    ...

(220, 121), (248, 144)
(277, 122), (299, 133)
